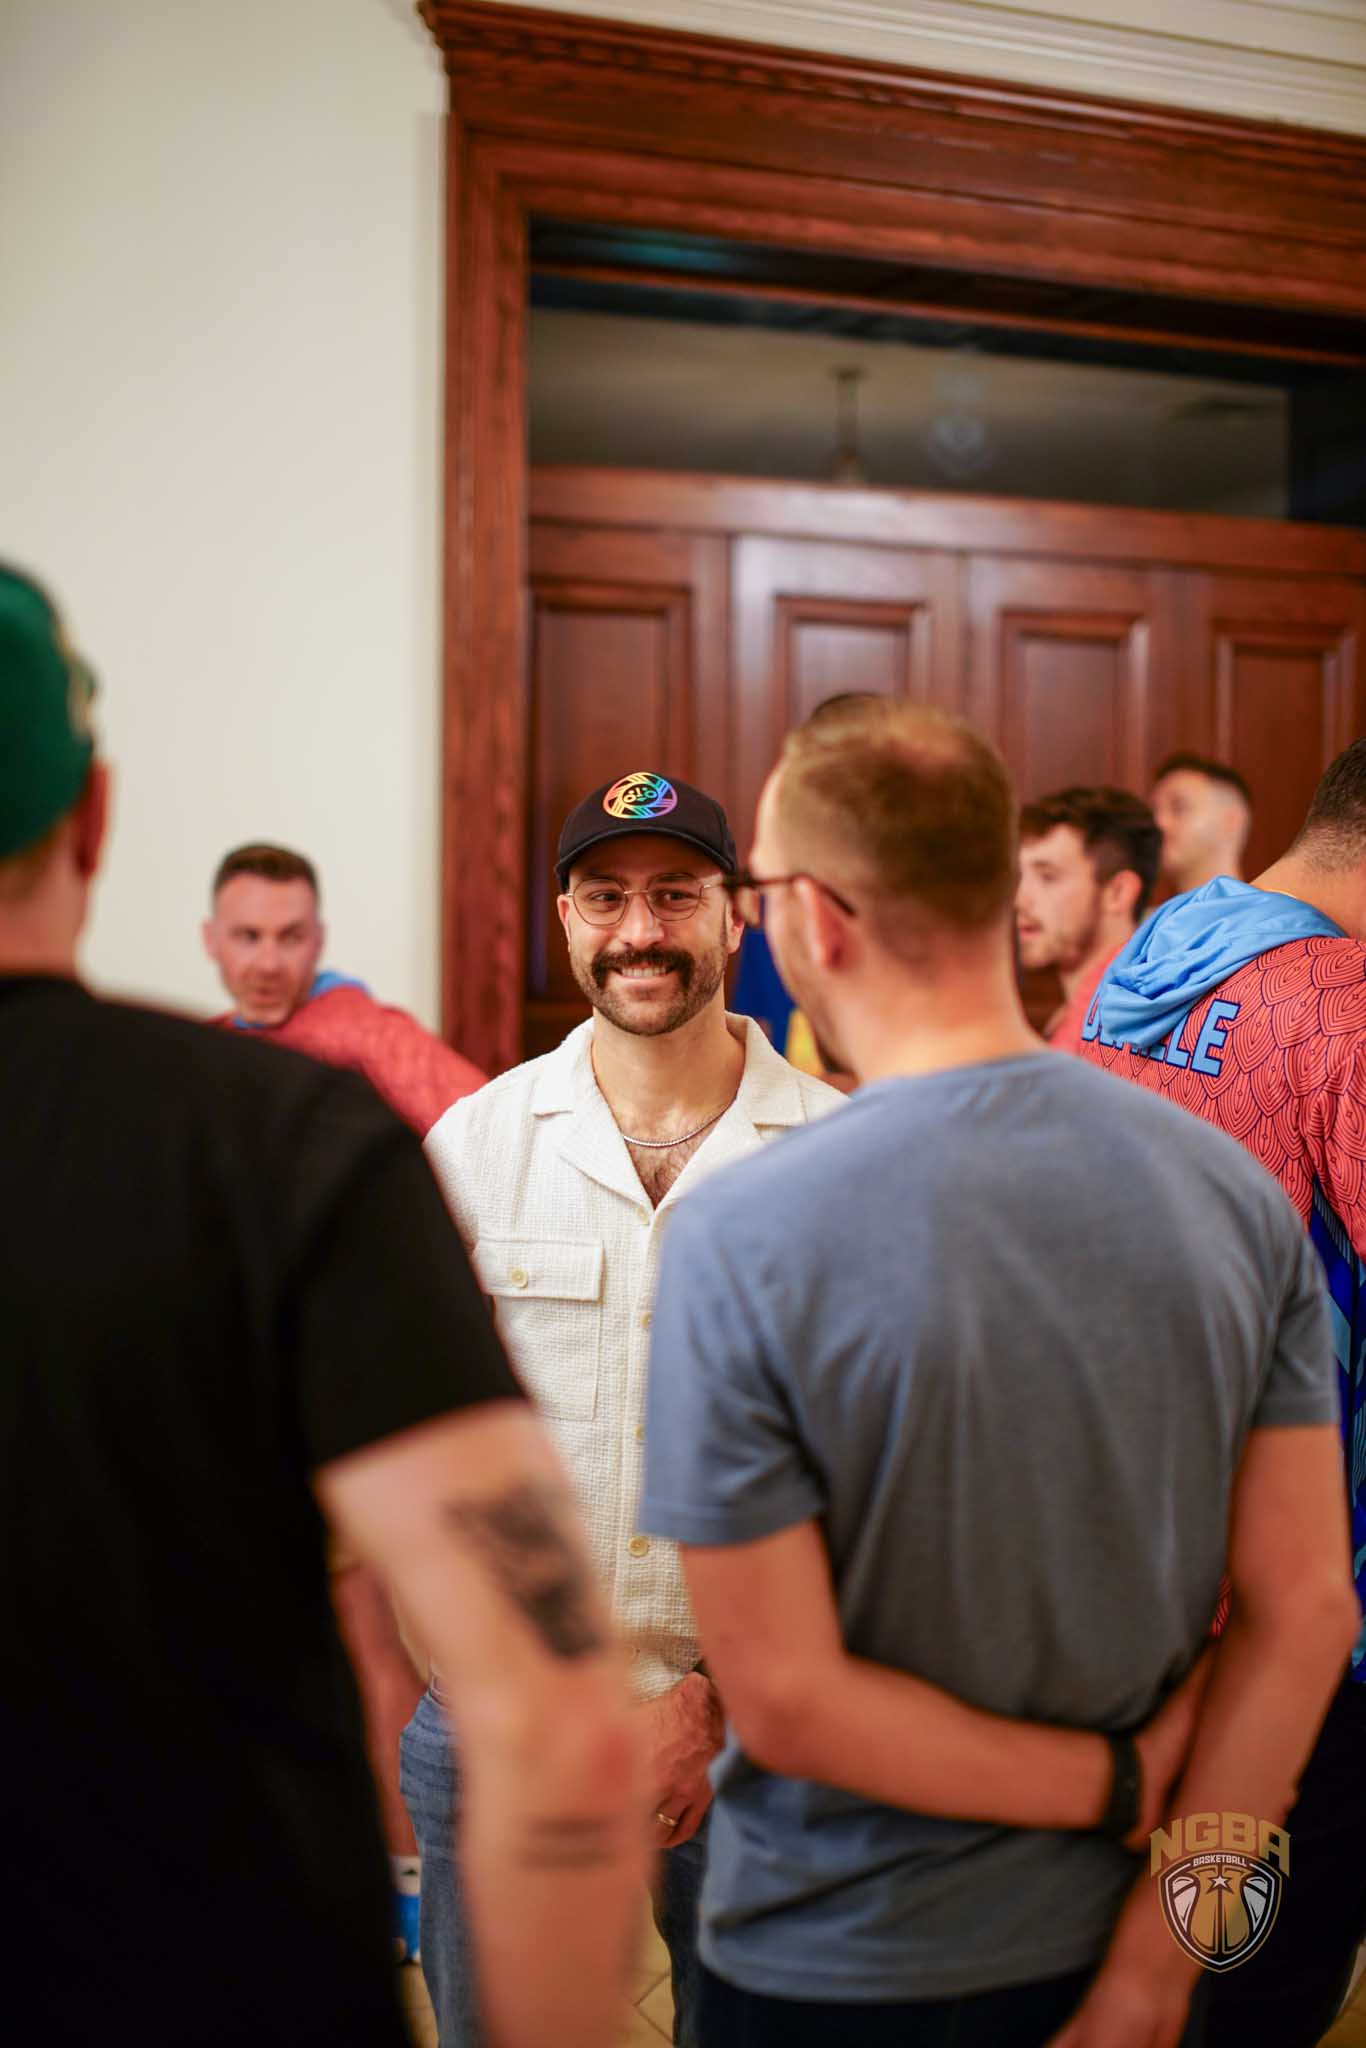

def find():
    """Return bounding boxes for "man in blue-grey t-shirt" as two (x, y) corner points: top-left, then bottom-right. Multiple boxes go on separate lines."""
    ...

(640, 701), (1359, 2048)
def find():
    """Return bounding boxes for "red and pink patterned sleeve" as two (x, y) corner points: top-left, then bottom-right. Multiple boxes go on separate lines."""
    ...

(1294, 943), (1366, 1260)
(270, 988), (486, 1137)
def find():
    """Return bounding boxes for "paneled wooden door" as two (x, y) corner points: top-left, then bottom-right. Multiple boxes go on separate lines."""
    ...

(524, 469), (1366, 1065)
(526, 521), (728, 1057)
(967, 558), (1181, 800)
(731, 537), (964, 844)
(1177, 574), (1366, 877)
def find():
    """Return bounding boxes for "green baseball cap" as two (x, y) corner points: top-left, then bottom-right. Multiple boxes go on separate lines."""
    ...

(0, 566), (97, 861)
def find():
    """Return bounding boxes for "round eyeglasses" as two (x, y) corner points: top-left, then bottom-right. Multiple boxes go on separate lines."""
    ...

(569, 880), (722, 928)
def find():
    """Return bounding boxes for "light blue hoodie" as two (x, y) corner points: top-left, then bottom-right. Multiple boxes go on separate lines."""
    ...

(1089, 876), (1345, 1053)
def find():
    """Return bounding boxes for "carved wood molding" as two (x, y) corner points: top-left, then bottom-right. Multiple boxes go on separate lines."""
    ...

(530, 469), (1366, 578)
(420, 1), (1366, 157)
(425, 0), (1366, 139)
(419, 3), (1366, 318)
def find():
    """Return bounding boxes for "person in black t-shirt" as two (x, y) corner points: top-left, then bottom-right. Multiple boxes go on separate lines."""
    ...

(0, 564), (648, 2048)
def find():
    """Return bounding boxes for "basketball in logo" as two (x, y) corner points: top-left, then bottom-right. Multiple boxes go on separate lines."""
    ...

(603, 773), (678, 821)
(1158, 1853), (1283, 1973)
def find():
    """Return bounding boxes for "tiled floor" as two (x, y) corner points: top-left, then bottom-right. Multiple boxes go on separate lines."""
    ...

(400, 1920), (1366, 2047)
(1325, 1966), (1366, 2048)
(398, 1904), (674, 2046)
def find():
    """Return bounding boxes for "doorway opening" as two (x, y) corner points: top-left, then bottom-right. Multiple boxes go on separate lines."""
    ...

(521, 225), (1366, 1054)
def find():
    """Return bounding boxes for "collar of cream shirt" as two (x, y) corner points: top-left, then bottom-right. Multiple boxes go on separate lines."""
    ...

(529, 1013), (817, 1213)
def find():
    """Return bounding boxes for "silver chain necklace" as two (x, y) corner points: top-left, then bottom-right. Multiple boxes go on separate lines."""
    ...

(619, 1101), (733, 1149)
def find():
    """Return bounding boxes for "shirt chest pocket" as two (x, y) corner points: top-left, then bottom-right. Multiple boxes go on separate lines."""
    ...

(471, 1236), (604, 1423)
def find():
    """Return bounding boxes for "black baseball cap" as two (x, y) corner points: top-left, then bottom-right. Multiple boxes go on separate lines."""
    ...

(556, 772), (737, 888)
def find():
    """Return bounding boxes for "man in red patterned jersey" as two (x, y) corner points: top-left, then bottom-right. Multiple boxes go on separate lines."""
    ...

(1080, 740), (1366, 2048)
(205, 842), (485, 1137)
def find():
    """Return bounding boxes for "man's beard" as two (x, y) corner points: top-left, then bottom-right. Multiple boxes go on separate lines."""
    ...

(571, 938), (729, 1037)
(1059, 902), (1103, 976)
(1022, 903), (1101, 978)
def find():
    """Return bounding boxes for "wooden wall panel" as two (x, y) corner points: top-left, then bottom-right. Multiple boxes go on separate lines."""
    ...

(521, 474), (1366, 1062)
(529, 592), (683, 994)
(967, 559), (1164, 799)
(732, 535), (962, 847)
(1181, 574), (1366, 877)
(786, 611), (911, 716)
(526, 522), (728, 1056)
(533, 471), (1366, 578)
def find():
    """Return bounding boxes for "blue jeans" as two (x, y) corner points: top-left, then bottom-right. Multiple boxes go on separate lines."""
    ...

(400, 1685), (707, 2047)
(652, 1811), (707, 2046)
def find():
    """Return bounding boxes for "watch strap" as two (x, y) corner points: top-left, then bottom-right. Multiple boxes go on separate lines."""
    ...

(1098, 1731), (1142, 1841)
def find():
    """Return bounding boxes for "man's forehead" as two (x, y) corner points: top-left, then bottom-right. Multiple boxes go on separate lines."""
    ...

(216, 873), (318, 918)
(1020, 823), (1087, 866)
(1153, 769), (1221, 804)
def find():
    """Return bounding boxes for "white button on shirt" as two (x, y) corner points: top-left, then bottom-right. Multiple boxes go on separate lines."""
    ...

(424, 1014), (842, 1699)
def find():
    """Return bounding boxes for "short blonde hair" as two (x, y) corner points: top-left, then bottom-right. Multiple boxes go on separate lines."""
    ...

(776, 701), (1017, 953)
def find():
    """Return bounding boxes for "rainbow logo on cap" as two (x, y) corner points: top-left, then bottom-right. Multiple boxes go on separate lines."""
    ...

(603, 773), (678, 821)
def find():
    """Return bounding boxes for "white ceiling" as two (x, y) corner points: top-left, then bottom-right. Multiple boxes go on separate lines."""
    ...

(530, 309), (1288, 516)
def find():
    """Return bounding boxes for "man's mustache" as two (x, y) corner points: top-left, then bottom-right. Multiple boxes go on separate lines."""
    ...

(591, 946), (694, 988)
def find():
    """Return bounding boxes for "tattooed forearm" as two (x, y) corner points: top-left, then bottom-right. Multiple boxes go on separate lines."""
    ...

(442, 1481), (605, 1660)
(517, 1815), (622, 1869)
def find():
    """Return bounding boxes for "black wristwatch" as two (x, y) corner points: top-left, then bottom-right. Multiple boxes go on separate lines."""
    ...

(1098, 1732), (1142, 1841)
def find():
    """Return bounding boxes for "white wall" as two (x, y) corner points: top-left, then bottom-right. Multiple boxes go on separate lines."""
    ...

(0, 0), (448, 1025)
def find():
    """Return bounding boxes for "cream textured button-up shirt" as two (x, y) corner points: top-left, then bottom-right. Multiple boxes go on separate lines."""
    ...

(424, 1014), (842, 1700)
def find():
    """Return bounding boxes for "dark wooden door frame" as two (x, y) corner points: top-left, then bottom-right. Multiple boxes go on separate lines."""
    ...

(419, 0), (1366, 1075)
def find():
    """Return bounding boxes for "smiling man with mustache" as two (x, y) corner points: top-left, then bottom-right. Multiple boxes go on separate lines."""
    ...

(401, 772), (844, 2046)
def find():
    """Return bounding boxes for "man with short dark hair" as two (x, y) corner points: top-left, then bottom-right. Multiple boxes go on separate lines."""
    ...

(1016, 786), (1161, 1054)
(204, 840), (484, 1137)
(1151, 753), (1253, 895)
(1082, 737), (1366, 2048)
(214, 839), (319, 898)
(405, 771), (843, 2046)
(640, 700), (1356, 2048)
(1, 564), (647, 2048)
